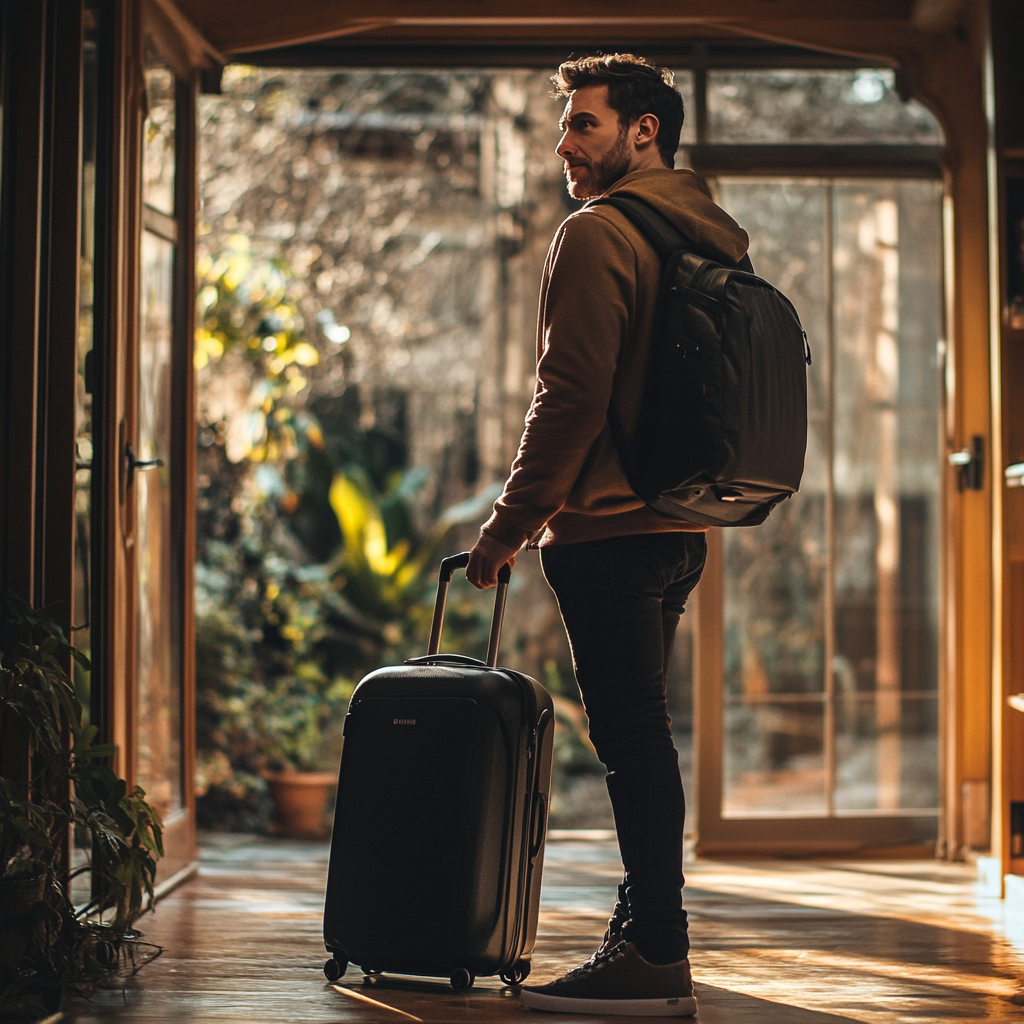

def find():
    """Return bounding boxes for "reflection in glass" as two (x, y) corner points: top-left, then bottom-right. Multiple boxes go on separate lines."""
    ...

(708, 69), (942, 146)
(716, 180), (827, 770)
(717, 178), (941, 819)
(136, 231), (180, 817)
(832, 180), (942, 813)
(834, 696), (939, 812)
(143, 49), (175, 214)
(74, 6), (99, 720)
(72, 1), (101, 910)
(724, 698), (825, 817)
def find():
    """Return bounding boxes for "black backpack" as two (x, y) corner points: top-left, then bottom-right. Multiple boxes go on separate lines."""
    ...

(591, 194), (811, 528)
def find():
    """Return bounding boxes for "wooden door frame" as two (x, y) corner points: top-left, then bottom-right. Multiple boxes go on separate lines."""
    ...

(120, 1), (207, 887)
(184, 2), (994, 863)
(1, 0), (993, 872)
(989, 0), (1024, 885)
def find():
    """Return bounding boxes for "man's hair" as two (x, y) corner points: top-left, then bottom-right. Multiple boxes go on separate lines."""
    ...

(551, 53), (684, 168)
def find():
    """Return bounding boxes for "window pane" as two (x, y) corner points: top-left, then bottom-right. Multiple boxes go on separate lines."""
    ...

(724, 698), (826, 817)
(834, 695), (940, 812)
(717, 177), (942, 821)
(832, 179), (942, 813)
(671, 69), (696, 151)
(74, 5), (100, 722)
(708, 69), (943, 145)
(143, 49), (176, 214)
(719, 179), (828, 706)
(72, 0), (101, 912)
(136, 230), (180, 817)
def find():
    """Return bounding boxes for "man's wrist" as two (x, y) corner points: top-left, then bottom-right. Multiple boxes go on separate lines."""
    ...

(481, 510), (531, 551)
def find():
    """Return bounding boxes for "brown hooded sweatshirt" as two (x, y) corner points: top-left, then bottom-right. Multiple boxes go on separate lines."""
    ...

(481, 167), (750, 549)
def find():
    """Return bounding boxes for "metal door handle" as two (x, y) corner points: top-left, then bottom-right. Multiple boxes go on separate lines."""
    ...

(948, 435), (984, 491)
(126, 443), (164, 486)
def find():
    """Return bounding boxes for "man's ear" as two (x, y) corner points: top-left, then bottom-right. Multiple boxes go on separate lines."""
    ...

(634, 113), (661, 154)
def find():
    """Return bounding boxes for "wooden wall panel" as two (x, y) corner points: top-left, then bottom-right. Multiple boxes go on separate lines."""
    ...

(0, 2), (46, 607)
(39, 0), (85, 637)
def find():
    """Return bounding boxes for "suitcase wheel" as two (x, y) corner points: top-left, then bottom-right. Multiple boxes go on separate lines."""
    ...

(361, 966), (383, 978)
(499, 960), (531, 986)
(323, 957), (347, 982)
(449, 968), (475, 991)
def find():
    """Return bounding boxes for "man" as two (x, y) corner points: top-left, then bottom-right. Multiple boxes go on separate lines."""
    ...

(466, 54), (749, 1017)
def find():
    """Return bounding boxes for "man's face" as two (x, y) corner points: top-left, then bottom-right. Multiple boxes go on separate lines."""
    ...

(555, 84), (632, 200)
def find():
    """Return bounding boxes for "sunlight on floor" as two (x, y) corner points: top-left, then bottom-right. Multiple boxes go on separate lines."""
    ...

(60, 834), (1024, 1023)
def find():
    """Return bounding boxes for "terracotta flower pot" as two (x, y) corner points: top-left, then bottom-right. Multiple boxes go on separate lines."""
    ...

(262, 771), (337, 838)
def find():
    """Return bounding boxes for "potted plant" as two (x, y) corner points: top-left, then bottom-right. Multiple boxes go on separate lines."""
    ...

(0, 593), (164, 1020)
(195, 551), (361, 838)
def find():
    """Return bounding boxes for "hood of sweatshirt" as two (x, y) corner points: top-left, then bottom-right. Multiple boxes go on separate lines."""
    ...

(603, 167), (749, 266)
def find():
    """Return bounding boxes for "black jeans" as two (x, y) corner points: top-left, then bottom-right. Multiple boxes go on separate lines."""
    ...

(540, 531), (707, 964)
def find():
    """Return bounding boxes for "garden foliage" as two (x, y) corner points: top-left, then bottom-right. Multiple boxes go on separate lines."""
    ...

(194, 239), (497, 830)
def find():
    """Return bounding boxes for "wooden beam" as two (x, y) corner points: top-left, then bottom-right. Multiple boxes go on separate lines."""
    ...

(144, 0), (224, 79)
(912, 0), (969, 32)
(173, 0), (918, 55)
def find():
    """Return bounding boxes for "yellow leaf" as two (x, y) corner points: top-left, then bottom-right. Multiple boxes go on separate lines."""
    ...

(329, 475), (374, 570)
(197, 285), (218, 314)
(290, 342), (319, 367)
(223, 252), (251, 291)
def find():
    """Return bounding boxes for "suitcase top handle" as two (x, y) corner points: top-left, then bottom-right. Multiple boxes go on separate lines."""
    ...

(439, 551), (512, 585)
(429, 552), (512, 666)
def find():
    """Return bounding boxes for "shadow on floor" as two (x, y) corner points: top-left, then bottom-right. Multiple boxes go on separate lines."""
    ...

(58, 834), (1024, 1024)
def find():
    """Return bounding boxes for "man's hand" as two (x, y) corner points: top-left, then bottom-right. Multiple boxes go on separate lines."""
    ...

(466, 534), (520, 589)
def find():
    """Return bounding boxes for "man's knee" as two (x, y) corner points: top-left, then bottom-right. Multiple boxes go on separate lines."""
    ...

(589, 712), (677, 770)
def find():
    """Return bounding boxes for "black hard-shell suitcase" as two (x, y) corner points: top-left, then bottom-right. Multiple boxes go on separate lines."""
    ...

(322, 552), (555, 991)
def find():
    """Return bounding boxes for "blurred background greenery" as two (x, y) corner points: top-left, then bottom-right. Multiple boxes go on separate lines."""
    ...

(192, 238), (605, 832)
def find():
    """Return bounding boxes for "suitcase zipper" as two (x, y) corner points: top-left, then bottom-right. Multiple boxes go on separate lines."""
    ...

(503, 681), (550, 974)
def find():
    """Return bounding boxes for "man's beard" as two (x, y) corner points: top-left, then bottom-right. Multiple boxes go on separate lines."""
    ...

(565, 128), (632, 199)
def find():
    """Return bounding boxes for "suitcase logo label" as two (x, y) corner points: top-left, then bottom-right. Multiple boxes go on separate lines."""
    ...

(392, 718), (417, 725)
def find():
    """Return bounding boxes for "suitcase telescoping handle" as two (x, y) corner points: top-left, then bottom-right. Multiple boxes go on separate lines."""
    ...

(427, 551), (512, 668)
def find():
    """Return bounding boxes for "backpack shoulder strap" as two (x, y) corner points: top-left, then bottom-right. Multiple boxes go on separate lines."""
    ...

(587, 194), (689, 484)
(588, 194), (686, 262)
(590, 193), (756, 274)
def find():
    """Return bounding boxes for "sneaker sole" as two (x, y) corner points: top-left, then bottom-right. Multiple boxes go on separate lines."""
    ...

(519, 989), (697, 1017)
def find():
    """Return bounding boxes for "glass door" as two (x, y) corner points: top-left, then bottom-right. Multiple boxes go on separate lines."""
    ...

(695, 177), (944, 852)
(131, 46), (189, 868)
(71, 0), (102, 908)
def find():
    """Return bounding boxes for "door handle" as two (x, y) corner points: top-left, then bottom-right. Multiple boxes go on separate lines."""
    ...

(948, 435), (983, 491)
(125, 442), (164, 487)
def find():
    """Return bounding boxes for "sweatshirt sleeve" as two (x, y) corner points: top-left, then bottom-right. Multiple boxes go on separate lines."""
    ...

(481, 212), (636, 548)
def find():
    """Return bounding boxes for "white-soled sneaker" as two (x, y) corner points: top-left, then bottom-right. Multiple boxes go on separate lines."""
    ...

(518, 941), (696, 1017)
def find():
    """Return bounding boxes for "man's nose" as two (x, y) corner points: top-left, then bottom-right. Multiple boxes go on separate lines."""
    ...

(555, 130), (572, 159)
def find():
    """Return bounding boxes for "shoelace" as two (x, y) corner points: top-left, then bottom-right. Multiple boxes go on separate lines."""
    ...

(562, 941), (627, 979)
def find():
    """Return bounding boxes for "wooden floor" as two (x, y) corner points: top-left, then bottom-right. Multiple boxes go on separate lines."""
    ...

(61, 833), (1024, 1023)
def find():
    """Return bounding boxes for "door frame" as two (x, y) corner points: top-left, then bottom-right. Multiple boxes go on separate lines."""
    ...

(690, 160), (947, 856)
(121, 3), (202, 886)
(694, 532), (941, 856)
